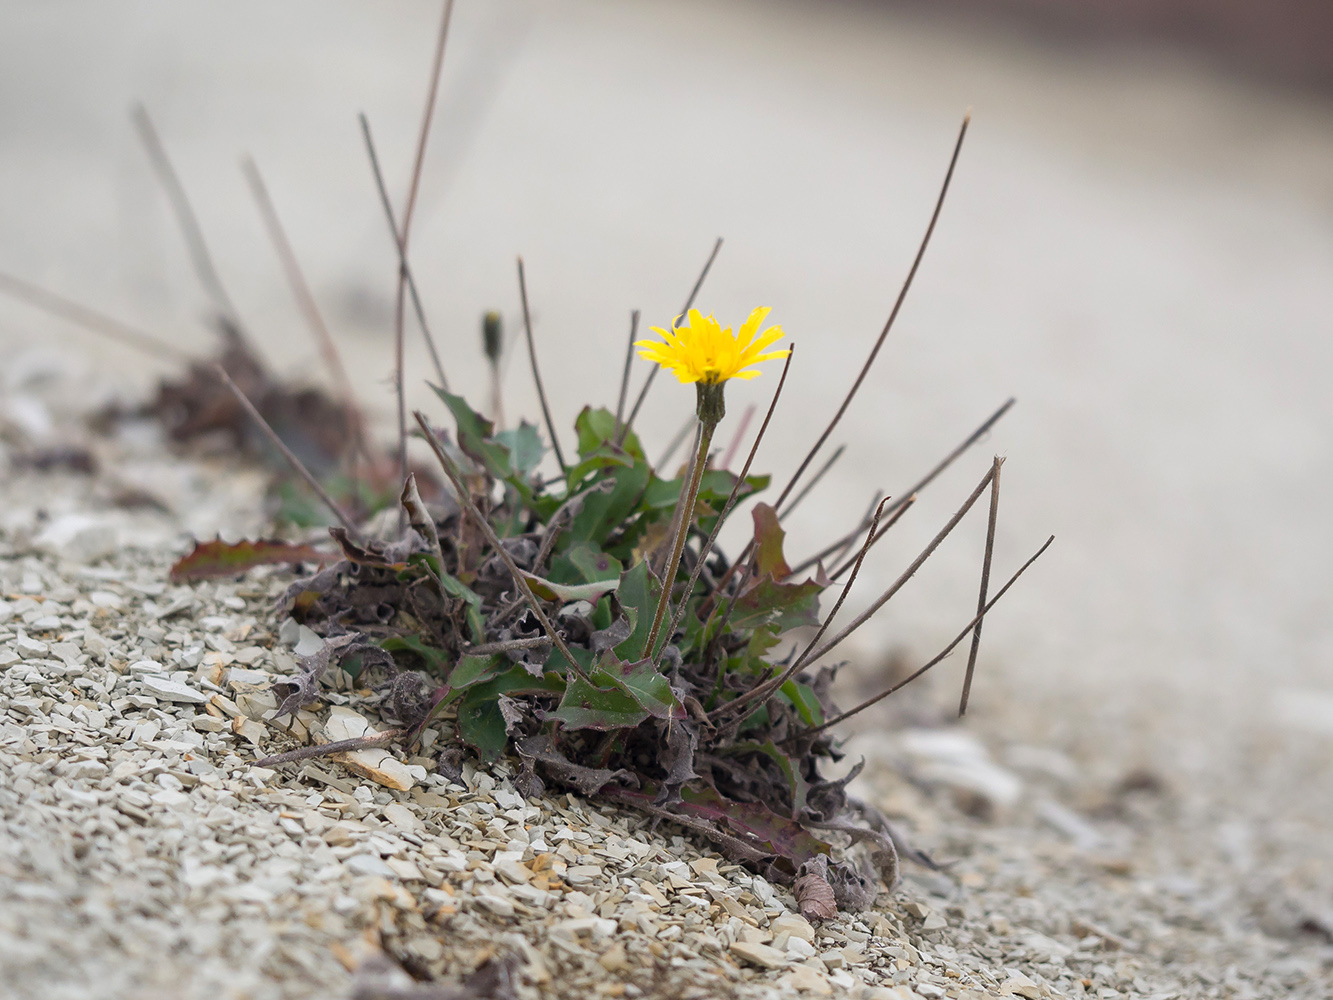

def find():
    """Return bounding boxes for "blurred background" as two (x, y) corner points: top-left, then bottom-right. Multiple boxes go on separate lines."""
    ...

(1, 0), (1331, 835)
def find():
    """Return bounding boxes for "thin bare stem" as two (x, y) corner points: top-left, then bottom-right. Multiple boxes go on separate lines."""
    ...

(131, 105), (246, 344)
(618, 236), (723, 445)
(785, 493), (884, 579)
(783, 396), (1015, 581)
(414, 410), (589, 681)
(0, 272), (187, 362)
(802, 463), (996, 667)
(777, 444), (845, 521)
(212, 364), (360, 536)
(718, 403), (755, 471)
(241, 156), (364, 450)
(358, 113), (447, 389)
(787, 535), (1053, 740)
(646, 420), (716, 659)
(711, 495), (889, 723)
(401, 0), (454, 247)
(959, 456), (1003, 716)
(827, 496), (915, 581)
(253, 729), (405, 768)
(465, 636), (552, 656)
(771, 114), (970, 515)
(393, 0), (456, 486)
(613, 310), (639, 439)
(654, 414), (697, 473)
(828, 491), (888, 567)
(516, 257), (567, 474)
(655, 348), (794, 666)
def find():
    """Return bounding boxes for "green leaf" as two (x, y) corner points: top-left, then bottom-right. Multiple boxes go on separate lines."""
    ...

(449, 654), (504, 691)
(495, 421), (545, 476)
(594, 653), (683, 721)
(728, 576), (823, 633)
(564, 406), (645, 486)
(567, 461), (653, 547)
(728, 740), (811, 814)
(519, 571), (620, 603)
(551, 649), (683, 730)
(779, 680), (825, 726)
(432, 386), (513, 480)
(567, 543), (623, 583)
(435, 568), (487, 644)
(456, 666), (566, 763)
(642, 470), (768, 511)
(611, 560), (659, 661)
(551, 675), (650, 731)
(381, 635), (451, 673)
(575, 406), (644, 460)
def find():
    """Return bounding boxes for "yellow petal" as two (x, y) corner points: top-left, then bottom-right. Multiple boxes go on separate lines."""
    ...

(734, 306), (771, 350)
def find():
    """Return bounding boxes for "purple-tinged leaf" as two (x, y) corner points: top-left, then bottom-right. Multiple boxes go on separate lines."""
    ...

(169, 537), (326, 583)
(730, 576), (822, 633)
(751, 503), (792, 579)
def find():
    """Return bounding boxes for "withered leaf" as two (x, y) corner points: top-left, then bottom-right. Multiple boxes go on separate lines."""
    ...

(516, 734), (638, 796)
(329, 526), (411, 570)
(497, 693), (525, 735)
(272, 633), (361, 719)
(793, 855), (839, 922)
(169, 537), (326, 583)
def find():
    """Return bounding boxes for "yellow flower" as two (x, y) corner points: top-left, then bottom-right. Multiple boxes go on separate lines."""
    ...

(635, 307), (789, 385)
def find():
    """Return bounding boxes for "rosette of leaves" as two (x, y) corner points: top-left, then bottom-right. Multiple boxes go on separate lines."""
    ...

(284, 387), (860, 878)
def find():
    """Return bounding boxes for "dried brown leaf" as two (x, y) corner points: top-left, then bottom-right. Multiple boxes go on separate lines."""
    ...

(169, 537), (325, 583)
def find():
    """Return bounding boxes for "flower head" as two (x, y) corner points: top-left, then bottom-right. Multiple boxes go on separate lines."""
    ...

(635, 307), (789, 386)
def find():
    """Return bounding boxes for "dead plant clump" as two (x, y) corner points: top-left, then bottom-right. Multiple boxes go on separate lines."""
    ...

(0, 17), (1050, 926)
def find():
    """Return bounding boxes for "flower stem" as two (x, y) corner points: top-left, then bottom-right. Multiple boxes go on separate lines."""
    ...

(644, 418), (716, 659)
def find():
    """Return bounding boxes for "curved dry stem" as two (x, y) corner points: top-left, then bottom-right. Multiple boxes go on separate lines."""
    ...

(358, 113), (448, 390)
(777, 443), (845, 521)
(614, 310), (640, 438)
(242, 156), (366, 457)
(770, 114), (970, 514)
(132, 104), (248, 346)
(393, 1), (456, 485)
(827, 496), (916, 582)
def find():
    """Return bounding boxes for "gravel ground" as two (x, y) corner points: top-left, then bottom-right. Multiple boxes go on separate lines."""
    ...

(2, 362), (1331, 1000)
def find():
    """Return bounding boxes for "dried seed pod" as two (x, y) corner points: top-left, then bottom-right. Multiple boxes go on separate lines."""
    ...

(794, 856), (838, 922)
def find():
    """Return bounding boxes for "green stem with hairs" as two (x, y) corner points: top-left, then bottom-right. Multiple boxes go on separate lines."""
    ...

(644, 382), (724, 659)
